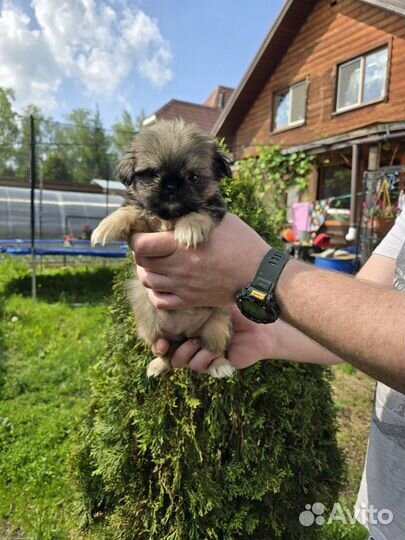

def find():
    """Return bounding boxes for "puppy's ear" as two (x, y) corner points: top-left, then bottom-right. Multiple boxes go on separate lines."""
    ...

(213, 144), (232, 180)
(117, 151), (136, 187)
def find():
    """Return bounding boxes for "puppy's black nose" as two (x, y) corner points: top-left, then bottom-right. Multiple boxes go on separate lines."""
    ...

(166, 184), (177, 195)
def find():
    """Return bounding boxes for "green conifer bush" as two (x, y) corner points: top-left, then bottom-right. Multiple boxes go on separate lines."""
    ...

(70, 175), (344, 540)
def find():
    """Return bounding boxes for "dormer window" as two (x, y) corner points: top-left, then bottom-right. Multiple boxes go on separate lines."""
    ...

(336, 47), (389, 113)
(273, 81), (307, 131)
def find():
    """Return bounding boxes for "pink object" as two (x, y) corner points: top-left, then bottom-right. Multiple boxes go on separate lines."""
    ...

(292, 202), (311, 234)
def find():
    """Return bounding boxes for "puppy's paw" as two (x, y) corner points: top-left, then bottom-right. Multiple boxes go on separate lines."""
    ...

(207, 357), (235, 379)
(175, 212), (214, 248)
(146, 357), (171, 378)
(92, 207), (144, 246)
(91, 221), (114, 246)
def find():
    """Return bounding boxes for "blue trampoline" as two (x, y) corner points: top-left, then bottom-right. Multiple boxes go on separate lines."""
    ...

(0, 239), (128, 258)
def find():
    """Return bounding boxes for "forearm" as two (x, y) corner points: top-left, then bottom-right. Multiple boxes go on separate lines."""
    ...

(276, 260), (405, 392)
(267, 319), (344, 365)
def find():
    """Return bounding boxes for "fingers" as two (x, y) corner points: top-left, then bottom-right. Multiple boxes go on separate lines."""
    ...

(130, 231), (177, 257)
(152, 338), (170, 356)
(137, 266), (173, 292)
(188, 349), (220, 373)
(170, 339), (202, 368)
(170, 339), (218, 373)
(147, 289), (188, 310)
(152, 336), (218, 374)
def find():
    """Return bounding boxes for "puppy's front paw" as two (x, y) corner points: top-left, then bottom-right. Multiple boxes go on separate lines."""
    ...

(175, 212), (214, 248)
(207, 358), (235, 379)
(146, 357), (171, 378)
(91, 207), (143, 246)
(91, 221), (117, 246)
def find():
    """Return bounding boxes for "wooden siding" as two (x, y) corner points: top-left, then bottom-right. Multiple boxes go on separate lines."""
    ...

(232, 0), (405, 158)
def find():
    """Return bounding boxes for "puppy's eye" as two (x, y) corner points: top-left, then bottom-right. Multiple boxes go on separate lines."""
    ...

(136, 168), (159, 180)
(188, 172), (199, 182)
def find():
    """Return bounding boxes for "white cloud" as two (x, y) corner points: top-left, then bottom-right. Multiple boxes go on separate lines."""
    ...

(0, 0), (173, 111)
(0, 2), (61, 110)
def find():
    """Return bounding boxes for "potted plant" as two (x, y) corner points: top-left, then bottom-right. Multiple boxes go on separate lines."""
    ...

(367, 199), (398, 236)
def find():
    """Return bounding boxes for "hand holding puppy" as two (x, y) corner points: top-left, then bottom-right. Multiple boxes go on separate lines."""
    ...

(131, 214), (269, 310)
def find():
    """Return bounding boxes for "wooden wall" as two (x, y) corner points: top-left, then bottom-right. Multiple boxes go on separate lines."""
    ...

(232, 0), (405, 158)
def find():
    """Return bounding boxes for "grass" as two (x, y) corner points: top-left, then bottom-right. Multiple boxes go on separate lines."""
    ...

(0, 259), (376, 539)
(319, 365), (375, 540)
(0, 260), (117, 539)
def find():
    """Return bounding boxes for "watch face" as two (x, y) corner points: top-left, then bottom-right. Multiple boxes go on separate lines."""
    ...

(238, 296), (280, 324)
(239, 297), (269, 322)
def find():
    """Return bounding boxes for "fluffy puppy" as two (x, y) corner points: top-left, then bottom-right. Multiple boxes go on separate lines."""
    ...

(92, 120), (234, 379)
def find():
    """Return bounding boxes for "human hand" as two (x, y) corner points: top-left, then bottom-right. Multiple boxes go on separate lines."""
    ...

(151, 306), (275, 373)
(131, 214), (269, 310)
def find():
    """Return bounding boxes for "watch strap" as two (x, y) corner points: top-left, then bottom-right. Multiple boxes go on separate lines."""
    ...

(251, 248), (290, 295)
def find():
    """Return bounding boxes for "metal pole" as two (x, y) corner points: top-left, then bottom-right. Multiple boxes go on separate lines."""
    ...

(346, 144), (360, 242)
(106, 178), (109, 217)
(30, 114), (37, 301)
(361, 144), (380, 265)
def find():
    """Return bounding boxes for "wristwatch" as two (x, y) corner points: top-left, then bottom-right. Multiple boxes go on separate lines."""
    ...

(235, 248), (290, 324)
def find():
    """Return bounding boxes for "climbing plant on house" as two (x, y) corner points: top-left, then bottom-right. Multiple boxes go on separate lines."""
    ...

(69, 172), (343, 540)
(234, 145), (314, 234)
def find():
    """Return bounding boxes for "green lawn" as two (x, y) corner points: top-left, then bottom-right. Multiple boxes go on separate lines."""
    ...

(0, 259), (374, 539)
(0, 260), (116, 539)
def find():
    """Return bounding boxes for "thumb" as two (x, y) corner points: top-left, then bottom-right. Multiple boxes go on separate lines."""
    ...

(152, 338), (170, 357)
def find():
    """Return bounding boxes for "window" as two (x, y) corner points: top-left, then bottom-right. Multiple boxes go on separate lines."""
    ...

(336, 47), (388, 112)
(318, 165), (352, 209)
(273, 81), (307, 130)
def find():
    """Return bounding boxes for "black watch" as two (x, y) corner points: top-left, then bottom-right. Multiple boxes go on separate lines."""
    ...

(235, 248), (290, 324)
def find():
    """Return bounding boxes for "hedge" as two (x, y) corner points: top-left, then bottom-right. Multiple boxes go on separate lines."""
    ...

(69, 174), (344, 540)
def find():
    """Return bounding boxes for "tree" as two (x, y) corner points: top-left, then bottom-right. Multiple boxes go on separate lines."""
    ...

(0, 88), (19, 177)
(13, 104), (53, 180)
(92, 108), (111, 180)
(110, 110), (137, 162)
(70, 173), (344, 540)
(43, 153), (71, 183)
(54, 108), (113, 184)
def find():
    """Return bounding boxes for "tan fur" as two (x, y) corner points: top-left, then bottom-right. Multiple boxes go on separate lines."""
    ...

(93, 207), (234, 379)
(174, 212), (215, 248)
(91, 206), (148, 245)
(92, 120), (234, 379)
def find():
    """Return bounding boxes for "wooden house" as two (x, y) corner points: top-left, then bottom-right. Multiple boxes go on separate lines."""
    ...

(214, 0), (405, 241)
(142, 86), (233, 132)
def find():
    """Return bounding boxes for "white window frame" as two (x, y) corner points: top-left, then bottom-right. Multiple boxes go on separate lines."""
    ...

(273, 81), (307, 131)
(336, 47), (388, 113)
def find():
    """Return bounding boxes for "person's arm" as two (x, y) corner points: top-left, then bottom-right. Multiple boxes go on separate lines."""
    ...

(275, 257), (404, 392)
(132, 214), (405, 392)
(151, 253), (396, 373)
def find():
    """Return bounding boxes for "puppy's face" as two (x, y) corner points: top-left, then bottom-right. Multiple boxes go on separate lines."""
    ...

(118, 120), (231, 220)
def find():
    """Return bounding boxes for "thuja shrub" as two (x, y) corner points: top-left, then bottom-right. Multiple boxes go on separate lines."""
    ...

(69, 175), (344, 540)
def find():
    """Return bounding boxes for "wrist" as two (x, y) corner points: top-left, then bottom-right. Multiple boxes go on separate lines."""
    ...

(236, 247), (291, 324)
(236, 241), (270, 293)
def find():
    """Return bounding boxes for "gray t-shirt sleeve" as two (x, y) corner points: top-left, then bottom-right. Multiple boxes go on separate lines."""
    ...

(373, 209), (405, 260)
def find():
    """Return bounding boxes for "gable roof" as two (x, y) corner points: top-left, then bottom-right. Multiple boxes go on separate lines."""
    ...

(151, 99), (221, 132)
(204, 86), (234, 108)
(213, 0), (405, 140)
(143, 86), (234, 133)
(361, 0), (405, 16)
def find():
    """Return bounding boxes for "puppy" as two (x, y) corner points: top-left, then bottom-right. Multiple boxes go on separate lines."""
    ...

(92, 120), (234, 379)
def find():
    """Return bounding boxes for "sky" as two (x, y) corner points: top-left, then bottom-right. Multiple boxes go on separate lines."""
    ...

(0, 0), (285, 128)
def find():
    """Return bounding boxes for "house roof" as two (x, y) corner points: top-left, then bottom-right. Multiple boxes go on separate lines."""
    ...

(361, 0), (405, 16)
(151, 99), (221, 132)
(143, 86), (234, 133)
(213, 0), (405, 141)
(204, 86), (234, 108)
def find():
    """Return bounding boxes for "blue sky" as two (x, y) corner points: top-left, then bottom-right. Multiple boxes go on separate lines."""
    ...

(0, 0), (285, 128)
